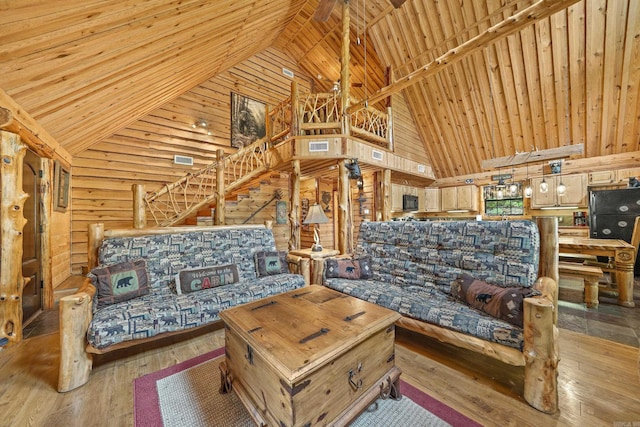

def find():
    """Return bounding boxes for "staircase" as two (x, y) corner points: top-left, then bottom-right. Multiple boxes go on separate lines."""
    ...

(144, 137), (271, 227)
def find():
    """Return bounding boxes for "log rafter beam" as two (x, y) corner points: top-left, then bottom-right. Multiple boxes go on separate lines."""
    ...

(346, 0), (581, 113)
(481, 143), (584, 169)
(0, 89), (72, 166)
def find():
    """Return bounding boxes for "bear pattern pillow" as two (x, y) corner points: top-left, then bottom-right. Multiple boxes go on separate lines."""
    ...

(255, 251), (289, 277)
(453, 273), (538, 327)
(175, 264), (239, 295)
(90, 259), (150, 309)
(325, 257), (372, 280)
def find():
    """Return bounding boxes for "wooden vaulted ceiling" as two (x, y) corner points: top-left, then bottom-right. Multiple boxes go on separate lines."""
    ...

(2, 0), (640, 179)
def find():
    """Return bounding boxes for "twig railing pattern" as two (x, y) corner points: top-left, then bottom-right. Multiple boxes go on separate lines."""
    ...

(300, 91), (342, 131)
(145, 137), (270, 226)
(349, 103), (390, 148)
(268, 96), (291, 144)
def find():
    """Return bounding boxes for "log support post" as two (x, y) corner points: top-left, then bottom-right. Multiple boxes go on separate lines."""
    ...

(132, 184), (146, 229)
(40, 158), (54, 309)
(338, 159), (353, 254)
(340, 1), (351, 135)
(289, 159), (301, 250)
(215, 149), (225, 225)
(386, 106), (394, 151)
(291, 81), (300, 137)
(0, 131), (28, 347)
(381, 169), (391, 221)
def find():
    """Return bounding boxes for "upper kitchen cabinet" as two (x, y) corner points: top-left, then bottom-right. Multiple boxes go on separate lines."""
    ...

(440, 185), (479, 212)
(531, 173), (587, 208)
(422, 188), (441, 212)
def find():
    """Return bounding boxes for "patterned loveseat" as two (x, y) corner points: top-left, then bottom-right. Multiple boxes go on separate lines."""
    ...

(321, 218), (559, 413)
(58, 223), (309, 393)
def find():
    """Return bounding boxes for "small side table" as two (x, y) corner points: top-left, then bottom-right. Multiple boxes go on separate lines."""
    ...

(289, 248), (340, 285)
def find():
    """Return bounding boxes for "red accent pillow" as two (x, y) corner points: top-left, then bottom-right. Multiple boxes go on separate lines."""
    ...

(453, 273), (538, 327)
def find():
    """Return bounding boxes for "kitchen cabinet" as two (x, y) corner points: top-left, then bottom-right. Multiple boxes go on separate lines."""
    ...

(391, 184), (419, 211)
(531, 173), (587, 208)
(422, 188), (441, 212)
(440, 185), (478, 212)
(589, 170), (617, 185)
(616, 167), (640, 185)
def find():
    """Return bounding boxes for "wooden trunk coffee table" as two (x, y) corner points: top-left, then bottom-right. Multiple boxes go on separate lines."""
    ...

(219, 285), (402, 427)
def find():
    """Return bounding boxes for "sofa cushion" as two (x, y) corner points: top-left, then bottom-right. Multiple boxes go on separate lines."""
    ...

(97, 228), (279, 295)
(255, 251), (289, 276)
(90, 259), (150, 309)
(175, 264), (239, 295)
(452, 273), (538, 327)
(87, 272), (306, 349)
(353, 220), (540, 295)
(325, 258), (372, 279)
(324, 278), (525, 350)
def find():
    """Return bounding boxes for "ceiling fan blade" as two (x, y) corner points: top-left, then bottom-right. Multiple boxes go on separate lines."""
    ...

(389, 0), (407, 8)
(314, 0), (337, 22)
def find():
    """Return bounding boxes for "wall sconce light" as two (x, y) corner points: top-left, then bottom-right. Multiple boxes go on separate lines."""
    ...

(192, 119), (212, 135)
(356, 177), (364, 190)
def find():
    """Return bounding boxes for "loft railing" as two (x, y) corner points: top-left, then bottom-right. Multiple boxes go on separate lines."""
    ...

(141, 82), (393, 228)
(267, 96), (291, 144)
(299, 91), (342, 134)
(144, 137), (270, 226)
(349, 102), (392, 149)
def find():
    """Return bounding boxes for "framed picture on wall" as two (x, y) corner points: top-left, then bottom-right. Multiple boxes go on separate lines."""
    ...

(230, 92), (266, 149)
(53, 160), (70, 212)
(276, 201), (287, 224)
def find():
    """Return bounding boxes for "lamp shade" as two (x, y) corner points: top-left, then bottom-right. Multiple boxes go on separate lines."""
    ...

(303, 204), (329, 225)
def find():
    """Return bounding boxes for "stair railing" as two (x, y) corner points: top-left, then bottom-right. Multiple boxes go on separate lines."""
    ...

(144, 137), (271, 226)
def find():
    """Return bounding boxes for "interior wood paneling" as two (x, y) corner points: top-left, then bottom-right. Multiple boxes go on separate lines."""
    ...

(70, 48), (312, 273)
(3, 0), (637, 180)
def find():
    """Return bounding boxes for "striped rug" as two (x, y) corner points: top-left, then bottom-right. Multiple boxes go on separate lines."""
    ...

(134, 348), (480, 427)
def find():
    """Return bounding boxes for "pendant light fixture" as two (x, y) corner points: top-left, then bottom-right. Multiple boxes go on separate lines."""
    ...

(509, 167), (518, 195)
(557, 161), (566, 195)
(540, 166), (549, 193)
(524, 162), (533, 198)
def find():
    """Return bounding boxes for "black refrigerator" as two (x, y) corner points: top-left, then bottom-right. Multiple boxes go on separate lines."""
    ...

(589, 188), (640, 274)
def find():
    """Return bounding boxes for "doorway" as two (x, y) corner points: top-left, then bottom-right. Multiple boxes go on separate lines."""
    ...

(22, 149), (42, 325)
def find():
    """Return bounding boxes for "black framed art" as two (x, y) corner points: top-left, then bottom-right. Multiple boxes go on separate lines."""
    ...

(230, 92), (266, 149)
(53, 160), (70, 212)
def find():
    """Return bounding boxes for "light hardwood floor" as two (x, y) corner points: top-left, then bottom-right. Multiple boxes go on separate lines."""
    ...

(1, 324), (639, 427)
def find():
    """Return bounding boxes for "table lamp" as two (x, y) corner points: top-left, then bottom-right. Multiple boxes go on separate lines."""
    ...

(303, 203), (329, 251)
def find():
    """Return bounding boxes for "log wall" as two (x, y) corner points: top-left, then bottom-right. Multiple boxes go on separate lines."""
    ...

(70, 48), (312, 273)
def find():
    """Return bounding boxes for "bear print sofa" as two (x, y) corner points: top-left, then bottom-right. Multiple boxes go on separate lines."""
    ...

(321, 217), (559, 413)
(58, 223), (309, 392)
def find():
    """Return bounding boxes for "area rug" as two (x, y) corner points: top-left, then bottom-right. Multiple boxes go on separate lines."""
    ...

(134, 348), (480, 427)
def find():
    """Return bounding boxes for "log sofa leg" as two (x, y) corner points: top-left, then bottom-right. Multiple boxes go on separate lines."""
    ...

(58, 290), (94, 392)
(523, 291), (559, 413)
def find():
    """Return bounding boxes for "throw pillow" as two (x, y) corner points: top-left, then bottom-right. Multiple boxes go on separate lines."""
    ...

(90, 259), (150, 309)
(325, 257), (372, 280)
(255, 251), (289, 277)
(453, 273), (538, 327)
(175, 264), (239, 295)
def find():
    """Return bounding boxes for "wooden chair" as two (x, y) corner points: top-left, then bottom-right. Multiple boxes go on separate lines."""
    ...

(584, 215), (640, 288)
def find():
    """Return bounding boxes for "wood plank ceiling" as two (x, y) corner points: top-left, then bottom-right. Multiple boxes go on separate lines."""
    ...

(2, 0), (640, 179)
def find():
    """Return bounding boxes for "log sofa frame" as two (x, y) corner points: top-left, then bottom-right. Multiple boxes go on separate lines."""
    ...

(58, 222), (310, 393)
(321, 217), (560, 413)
